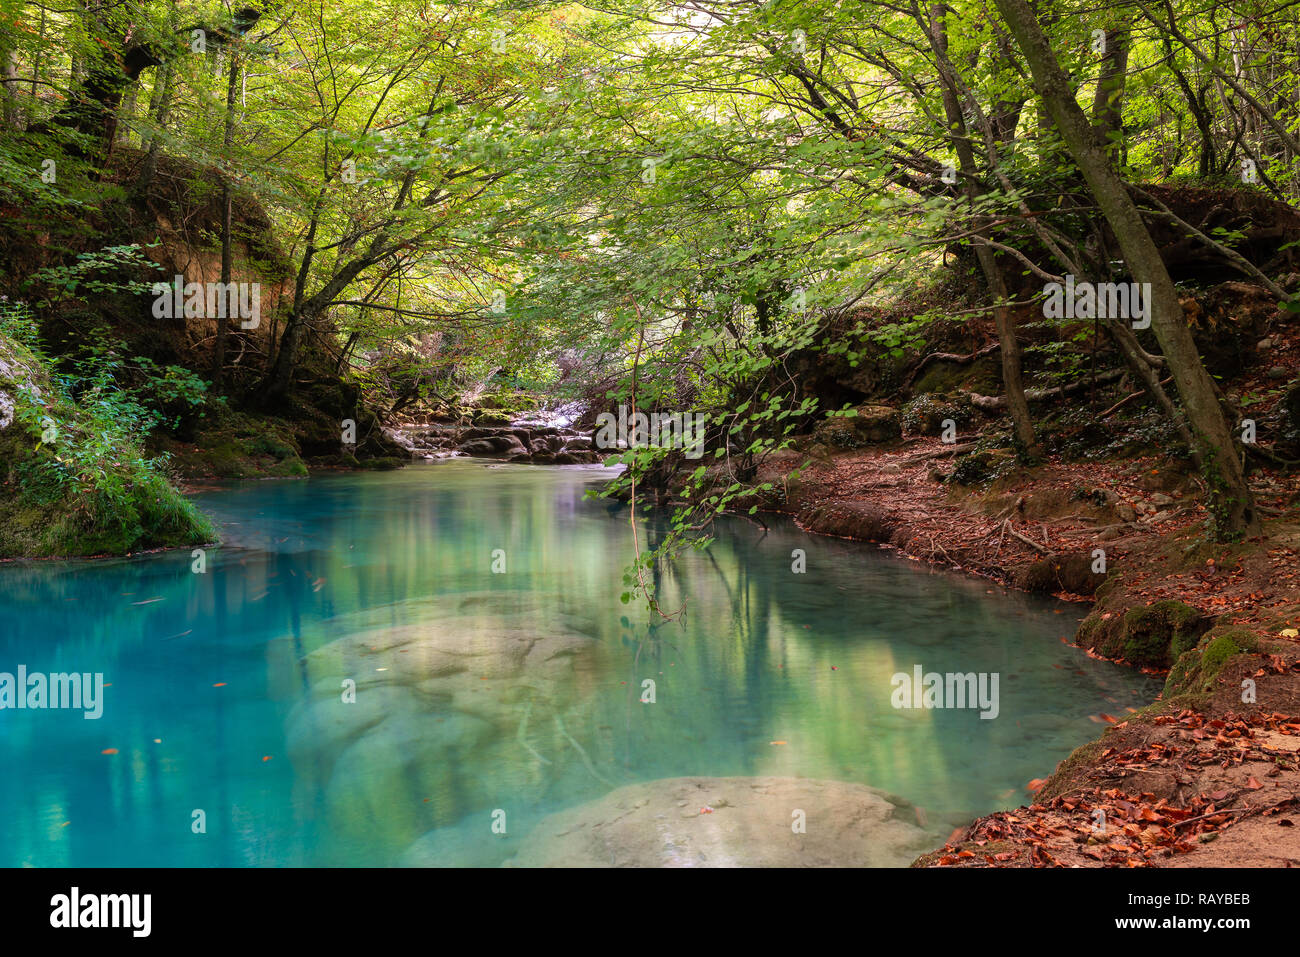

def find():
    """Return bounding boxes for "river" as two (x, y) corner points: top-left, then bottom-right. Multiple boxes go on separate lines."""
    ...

(0, 460), (1160, 866)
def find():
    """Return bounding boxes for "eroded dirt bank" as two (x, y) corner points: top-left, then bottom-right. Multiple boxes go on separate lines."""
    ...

(746, 440), (1300, 866)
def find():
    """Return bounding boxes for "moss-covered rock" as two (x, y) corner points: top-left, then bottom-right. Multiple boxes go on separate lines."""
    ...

(357, 456), (406, 471)
(900, 394), (972, 436)
(812, 404), (902, 449)
(477, 391), (539, 414)
(911, 355), (1001, 396)
(158, 408), (310, 479)
(950, 447), (1016, 486)
(1077, 599), (1211, 669)
(1164, 627), (1257, 697)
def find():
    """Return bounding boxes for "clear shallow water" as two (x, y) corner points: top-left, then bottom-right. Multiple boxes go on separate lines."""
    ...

(0, 461), (1160, 866)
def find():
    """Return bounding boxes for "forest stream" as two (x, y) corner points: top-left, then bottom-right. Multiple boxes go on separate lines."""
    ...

(0, 463), (1160, 867)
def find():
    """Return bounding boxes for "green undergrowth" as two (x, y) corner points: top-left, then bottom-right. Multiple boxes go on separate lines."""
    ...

(0, 319), (214, 558)
(155, 405), (310, 479)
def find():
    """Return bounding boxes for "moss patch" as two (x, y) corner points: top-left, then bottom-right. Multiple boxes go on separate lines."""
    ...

(0, 333), (214, 559)
(911, 356), (1000, 396)
(157, 408), (309, 480)
(1164, 627), (1258, 697)
(357, 456), (406, 471)
(1078, 599), (1211, 668)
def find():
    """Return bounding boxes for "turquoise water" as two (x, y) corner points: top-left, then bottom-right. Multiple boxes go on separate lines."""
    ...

(0, 461), (1160, 866)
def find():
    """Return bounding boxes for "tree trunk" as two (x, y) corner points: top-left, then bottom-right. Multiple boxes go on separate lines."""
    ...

(213, 51), (241, 391)
(46, 7), (265, 165)
(1092, 24), (1131, 158)
(133, 60), (173, 202)
(925, 3), (1042, 457)
(2, 45), (20, 129)
(993, 0), (1260, 540)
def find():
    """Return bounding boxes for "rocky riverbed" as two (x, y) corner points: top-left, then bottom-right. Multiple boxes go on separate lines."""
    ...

(386, 420), (604, 464)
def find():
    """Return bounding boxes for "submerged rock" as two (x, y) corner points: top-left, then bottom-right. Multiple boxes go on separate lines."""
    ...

(284, 594), (607, 860)
(502, 776), (938, 867)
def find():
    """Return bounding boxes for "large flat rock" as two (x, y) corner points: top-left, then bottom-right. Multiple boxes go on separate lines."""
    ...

(502, 776), (939, 867)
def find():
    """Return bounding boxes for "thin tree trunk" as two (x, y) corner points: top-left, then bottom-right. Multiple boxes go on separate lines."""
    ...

(2, 47), (20, 129)
(213, 50), (241, 391)
(993, 0), (1260, 540)
(925, 3), (1041, 457)
(1092, 24), (1131, 157)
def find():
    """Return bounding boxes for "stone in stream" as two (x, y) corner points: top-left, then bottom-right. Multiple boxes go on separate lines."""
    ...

(458, 434), (526, 456)
(530, 434), (563, 455)
(499, 776), (939, 867)
(389, 415), (600, 463)
(284, 594), (606, 860)
(323, 708), (500, 851)
(456, 438), (497, 456)
(554, 449), (602, 464)
(398, 818), (522, 868)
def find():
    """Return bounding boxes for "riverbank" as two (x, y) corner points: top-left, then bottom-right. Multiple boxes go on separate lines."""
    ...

(742, 439), (1300, 866)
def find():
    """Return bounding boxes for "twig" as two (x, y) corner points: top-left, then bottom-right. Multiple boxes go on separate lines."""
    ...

(555, 714), (613, 787)
(516, 698), (551, 766)
(1006, 522), (1052, 554)
(1171, 807), (1251, 829)
(901, 441), (978, 464)
(1101, 377), (1174, 418)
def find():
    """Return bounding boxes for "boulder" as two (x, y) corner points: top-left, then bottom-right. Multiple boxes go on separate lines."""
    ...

(458, 438), (501, 456)
(949, 448), (1016, 486)
(900, 395), (968, 436)
(1075, 599), (1212, 668)
(1014, 551), (1107, 596)
(503, 776), (938, 867)
(458, 434), (526, 457)
(811, 404), (902, 449)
